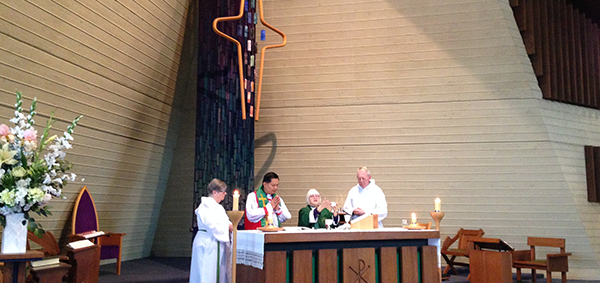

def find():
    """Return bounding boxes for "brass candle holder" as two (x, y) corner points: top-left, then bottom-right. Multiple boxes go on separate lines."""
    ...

(430, 211), (445, 231)
(227, 211), (245, 283)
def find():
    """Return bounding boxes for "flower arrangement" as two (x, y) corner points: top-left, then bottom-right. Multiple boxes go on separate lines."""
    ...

(0, 91), (82, 237)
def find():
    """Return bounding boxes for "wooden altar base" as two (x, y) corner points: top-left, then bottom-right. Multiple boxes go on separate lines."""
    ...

(237, 229), (440, 283)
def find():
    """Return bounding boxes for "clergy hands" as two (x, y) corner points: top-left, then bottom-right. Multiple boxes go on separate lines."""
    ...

(353, 207), (365, 216)
(271, 195), (281, 211)
(318, 199), (332, 212)
(229, 224), (233, 233)
(331, 202), (339, 217)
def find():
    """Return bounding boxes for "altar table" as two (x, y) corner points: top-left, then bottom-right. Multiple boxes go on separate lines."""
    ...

(237, 228), (440, 283)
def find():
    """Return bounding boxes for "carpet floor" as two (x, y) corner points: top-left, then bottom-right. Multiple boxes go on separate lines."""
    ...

(98, 257), (599, 283)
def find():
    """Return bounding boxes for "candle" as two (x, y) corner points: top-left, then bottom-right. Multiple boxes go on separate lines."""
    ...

(233, 190), (240, 211)
(411, 213), (417, 224)
(267, 213), (274, 226)
(435, 198), (441, 212)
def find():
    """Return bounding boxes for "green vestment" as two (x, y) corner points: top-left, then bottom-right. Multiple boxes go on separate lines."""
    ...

(298, 205), (334, 229)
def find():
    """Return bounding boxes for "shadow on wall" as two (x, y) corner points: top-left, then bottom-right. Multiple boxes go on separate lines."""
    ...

(253, 132), (278, 189)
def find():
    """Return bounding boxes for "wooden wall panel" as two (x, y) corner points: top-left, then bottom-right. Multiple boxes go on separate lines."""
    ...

(0, 0), (189, 261)
(421, 246), (440, 283)
(293, 250), (312, 283)
(254, 0), (600, 279)
(318, 249), (338, 283)
(380, 247), (398, 283)
(401, 246), (418, 283)
(265, 251), (287, 282)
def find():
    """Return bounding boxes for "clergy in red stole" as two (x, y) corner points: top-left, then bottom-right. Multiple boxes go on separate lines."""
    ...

(244, 172), (292, 229)
(190, 179), (233, 283)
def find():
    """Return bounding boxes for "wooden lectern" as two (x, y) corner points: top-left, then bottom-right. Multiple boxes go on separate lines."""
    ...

(349, 214), (378, 230)
(468, 237), (514, 283)
(66, 244), (101, 283)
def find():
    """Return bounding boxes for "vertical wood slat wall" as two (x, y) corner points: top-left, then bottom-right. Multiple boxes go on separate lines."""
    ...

(0, 0), (189, 261)
(511, 0), (600, 108)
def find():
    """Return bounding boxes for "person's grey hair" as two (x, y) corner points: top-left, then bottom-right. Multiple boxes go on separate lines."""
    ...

(358, 166), (370, 176)
(207, 179), (227, 194)
(306, 188), (320, 205)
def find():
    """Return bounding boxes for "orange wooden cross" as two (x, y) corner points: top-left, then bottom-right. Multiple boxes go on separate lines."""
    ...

(212, 0), (287, 121)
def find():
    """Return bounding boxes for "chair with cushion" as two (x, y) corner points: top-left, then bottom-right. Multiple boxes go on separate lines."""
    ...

(70, 186), (126, 275)
(512, 237), (571, 283)
(441, 228), (485, 275)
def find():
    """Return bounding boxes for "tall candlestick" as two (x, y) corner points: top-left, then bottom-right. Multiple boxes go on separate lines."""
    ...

(233, 190), (240, 211)
(411, 213), (417, 224)
(435, 198), (441, 212)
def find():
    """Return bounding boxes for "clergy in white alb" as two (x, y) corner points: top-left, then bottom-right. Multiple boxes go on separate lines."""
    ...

(244, 172), (292, 229)
(343, 166), (388, 227)
(190, 179), (233, 283)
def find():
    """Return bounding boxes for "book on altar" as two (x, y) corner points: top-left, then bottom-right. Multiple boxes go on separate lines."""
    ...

(31, 256), (61, 268)
(77, 230), (105, 239)
(67, 239), (95, 250)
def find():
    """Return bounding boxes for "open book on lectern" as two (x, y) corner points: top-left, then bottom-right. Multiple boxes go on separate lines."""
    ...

(67, 239), (95, 250)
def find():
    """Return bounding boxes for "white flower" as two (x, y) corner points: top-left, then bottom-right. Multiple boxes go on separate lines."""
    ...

(16, 178), (30, 189)
(14, 188), (27, 206)
(43, 174), (52, 184)
(0, 92), (81, 222)
(59, 138), (71, 149)
(41, 193), (52, 204)
(63, 132), (73, 141)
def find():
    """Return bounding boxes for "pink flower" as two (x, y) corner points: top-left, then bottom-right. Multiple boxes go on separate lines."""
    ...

(0, 124), (9, 137)
(23, 129), (37, 141)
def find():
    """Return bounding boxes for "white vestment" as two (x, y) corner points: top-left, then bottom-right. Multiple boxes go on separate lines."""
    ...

(342, 179), (388, 227)
(245, 192), (292, 227)
(190, 196), (232, 283)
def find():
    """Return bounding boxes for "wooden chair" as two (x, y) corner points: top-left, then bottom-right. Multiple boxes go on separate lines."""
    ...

(70, 186), (126, 275)
(512, 237), (571, 283)
(441, 228), (485, 275)
(27, 231), (68, 260)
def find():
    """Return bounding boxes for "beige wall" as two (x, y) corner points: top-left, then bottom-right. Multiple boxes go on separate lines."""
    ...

(0, 0), (189, 261)
(254, 0), (600, 279)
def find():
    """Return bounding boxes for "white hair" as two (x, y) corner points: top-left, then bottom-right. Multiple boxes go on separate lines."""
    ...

(306, 189), (320, 204)
(358, 166), (370, 176)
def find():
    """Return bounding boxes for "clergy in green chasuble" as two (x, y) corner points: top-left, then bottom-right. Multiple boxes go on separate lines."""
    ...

(298, 189), (340, 229)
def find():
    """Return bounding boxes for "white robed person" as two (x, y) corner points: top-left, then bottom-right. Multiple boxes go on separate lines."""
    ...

(190, 179), (233, 283)
(343, 166), (388, 228)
